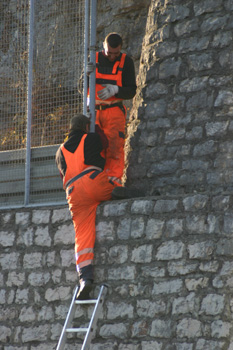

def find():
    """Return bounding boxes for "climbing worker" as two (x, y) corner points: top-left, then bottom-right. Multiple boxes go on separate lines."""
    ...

(87, 32), (137, 185)
(56, 114), (144, 299)
(55, 114), (119, 299)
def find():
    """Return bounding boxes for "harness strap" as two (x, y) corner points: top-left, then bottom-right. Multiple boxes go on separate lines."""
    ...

(65, 168), (96, 189)
(95, 102), (124, 111)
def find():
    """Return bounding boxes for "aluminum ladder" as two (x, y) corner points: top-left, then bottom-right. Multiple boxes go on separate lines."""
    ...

(56, 284), (108, 350)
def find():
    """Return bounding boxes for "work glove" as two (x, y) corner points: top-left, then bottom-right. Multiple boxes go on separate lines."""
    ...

(97, 84), (119, 100)
(86, 62), (95, 75)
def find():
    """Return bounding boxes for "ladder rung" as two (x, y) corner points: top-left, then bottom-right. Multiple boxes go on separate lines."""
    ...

(75, 299), (97, 305)
(66, 327), (89, 333)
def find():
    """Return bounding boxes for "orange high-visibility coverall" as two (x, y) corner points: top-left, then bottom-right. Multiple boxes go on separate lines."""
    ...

(61, 134), (117, 273)
(95, 105), (126, 181)
(94, 52), (127, 182)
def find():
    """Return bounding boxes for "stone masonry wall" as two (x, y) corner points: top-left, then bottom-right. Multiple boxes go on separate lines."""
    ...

(1, 194), (233, 349)
(126, 0), (233, 196)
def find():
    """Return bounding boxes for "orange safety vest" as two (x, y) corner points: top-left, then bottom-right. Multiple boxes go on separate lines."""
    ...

(89, 52), (127, 104)
(61, 134), (88, 189)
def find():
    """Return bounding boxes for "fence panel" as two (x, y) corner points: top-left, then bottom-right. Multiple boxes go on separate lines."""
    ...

(0, 0), (85, 207)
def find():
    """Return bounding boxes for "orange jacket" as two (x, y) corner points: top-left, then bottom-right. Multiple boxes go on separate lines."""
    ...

(61, 134), (89, 189)
(92, 52), (126, 103)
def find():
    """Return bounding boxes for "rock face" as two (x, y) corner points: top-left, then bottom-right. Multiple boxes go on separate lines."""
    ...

(97, 0), (150, 62)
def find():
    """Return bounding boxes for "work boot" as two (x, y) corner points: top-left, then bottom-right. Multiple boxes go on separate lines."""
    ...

(76, 279), (93, 300)
(111, 186), (145, 200)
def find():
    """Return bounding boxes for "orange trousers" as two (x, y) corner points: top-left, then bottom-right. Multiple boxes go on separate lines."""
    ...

(95, 105), (126, 181)
(66, 170), (117, 273)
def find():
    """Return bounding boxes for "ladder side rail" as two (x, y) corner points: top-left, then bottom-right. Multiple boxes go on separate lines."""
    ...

(56, 285), (80, 350)
(81, 285), (108, 350)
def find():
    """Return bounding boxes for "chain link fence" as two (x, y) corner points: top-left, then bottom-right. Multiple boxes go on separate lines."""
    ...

(0, 0), (86, 207)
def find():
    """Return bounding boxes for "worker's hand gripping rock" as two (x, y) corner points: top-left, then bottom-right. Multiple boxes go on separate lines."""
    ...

(97, 84), (119, 100)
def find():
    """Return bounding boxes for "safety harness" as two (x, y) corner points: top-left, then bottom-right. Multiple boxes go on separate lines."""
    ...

(89, 52), (127, 104)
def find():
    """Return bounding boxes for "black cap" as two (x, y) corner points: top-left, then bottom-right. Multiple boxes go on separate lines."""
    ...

(69, 114), (90, 132)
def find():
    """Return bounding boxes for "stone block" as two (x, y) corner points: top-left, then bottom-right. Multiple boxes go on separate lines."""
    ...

(35, 226), (51, 246)
(131, 217), (145, 238)
(152, 279), (183, 295)
(146, 218), (164, 239)
(176, 318), (202, 338)
(99, 323), (128, 339)
(108, 266), (136, 280)
(45, 286), (71, 302)
(137, 299), (166, 317)
(131, 244), (153, 263)
(7, 272), (25, 287)
(154, 199), (179, 212)
(15, 212), (30, 225)
(0, 231), (15, 247)
(23, 253), (42, 269)
(188, 241), (215, 259)
(32, 210), (50, 224)
(156, 241), (184, 260)
(150, 319), (172, 338)
(52, 208), (71, 223)
(172, 293), (196, 315)
(107, 301), (134, 319)
(54, 224), (74, 245)
(21, 325), (49, 342)
(200, 294), (225, 315)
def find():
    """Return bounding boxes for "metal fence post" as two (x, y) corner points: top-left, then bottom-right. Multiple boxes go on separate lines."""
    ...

(89, 0), (97, 132)
(83, 0), (89, 116)
(24, 0), (34, 205)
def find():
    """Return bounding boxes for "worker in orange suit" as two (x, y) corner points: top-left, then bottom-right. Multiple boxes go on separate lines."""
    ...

(55, 114), (119, 299)
(87, 32), (136, 185)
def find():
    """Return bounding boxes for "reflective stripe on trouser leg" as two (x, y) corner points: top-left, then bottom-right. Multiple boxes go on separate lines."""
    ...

(76, 260), (93, 272)
(73, 205), (96, 271)
(75, 248), (94, 272)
